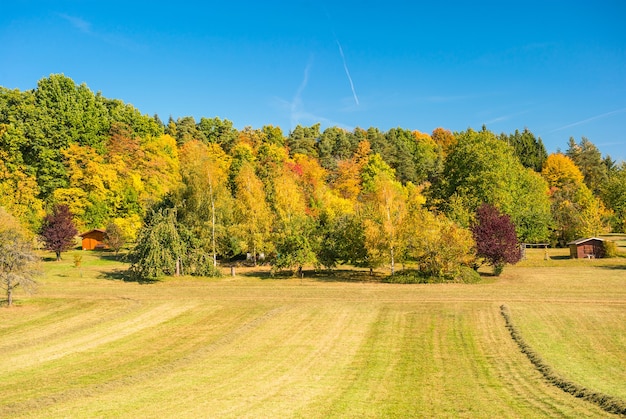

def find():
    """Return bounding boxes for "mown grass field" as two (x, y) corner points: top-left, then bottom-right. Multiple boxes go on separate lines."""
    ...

(1, 247), (625, 418)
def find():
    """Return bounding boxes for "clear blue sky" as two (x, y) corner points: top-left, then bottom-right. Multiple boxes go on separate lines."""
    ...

(2, 1), (625, 161)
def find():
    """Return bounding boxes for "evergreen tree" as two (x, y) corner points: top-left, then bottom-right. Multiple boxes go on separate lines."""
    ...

(287, 124), (320, 157)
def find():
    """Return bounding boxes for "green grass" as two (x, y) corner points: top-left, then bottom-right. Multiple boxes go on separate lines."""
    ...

(0, 249), (624, 417)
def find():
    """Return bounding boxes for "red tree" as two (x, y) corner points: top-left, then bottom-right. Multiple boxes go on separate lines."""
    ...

(471, 203), (521, 275)
(40, 205), (78, 261)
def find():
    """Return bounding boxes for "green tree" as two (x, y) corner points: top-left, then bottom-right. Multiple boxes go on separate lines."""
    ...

(500, 128), (547, 172)
(261, 125), (286, 146)
(197, 117), (238, 152)
(566, 137), (607, 195)
(317, 126), (357, 171)
(171, 116), (204, 145)
(287, 124), (320, 158)
(129, 208), (184, 280)
(437, 128), (551, 242)
(601, 162), (626, 232)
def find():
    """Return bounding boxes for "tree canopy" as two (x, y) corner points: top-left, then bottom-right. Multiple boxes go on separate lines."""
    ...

(1, 74), (624, 282)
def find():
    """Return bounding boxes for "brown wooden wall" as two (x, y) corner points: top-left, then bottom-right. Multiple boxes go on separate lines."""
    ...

(570, 240), (604, 258)
(81, 231), (106, 250)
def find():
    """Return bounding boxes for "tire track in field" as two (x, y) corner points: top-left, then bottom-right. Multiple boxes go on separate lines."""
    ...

(0, 297), (141, 354)
(1, 301), (196, 372)
(224, 304), (373, 418)
(1, 305), (287, 418)
(134, 303), (375, 418)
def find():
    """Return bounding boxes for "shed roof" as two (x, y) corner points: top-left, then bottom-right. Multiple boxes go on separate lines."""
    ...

(566, 237), (605, 245)
(79, 228), (106, 237)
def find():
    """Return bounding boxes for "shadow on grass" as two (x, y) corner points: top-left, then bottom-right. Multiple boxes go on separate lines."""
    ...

(99, 269), (158, 284)
(550, 255), (570, 260)
(99, 253), (125, 262)
(311, 269), (384, 283)
(237, 268), (383, 283)
(599, 264), (626, 270)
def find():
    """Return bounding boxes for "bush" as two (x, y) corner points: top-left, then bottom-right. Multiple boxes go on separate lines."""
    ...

(386, 266), (480, 284)
(603, 240), (618, 258)
(458, 266), (481, 283)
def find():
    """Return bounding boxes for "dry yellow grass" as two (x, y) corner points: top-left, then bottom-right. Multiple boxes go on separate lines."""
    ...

(0, 249), (623, 417)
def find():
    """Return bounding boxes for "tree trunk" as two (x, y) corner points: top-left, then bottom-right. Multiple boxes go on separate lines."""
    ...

(7, 286), (12, 307)
(175, 257), (180, 276)
(210, 184), (217, 268)
(390, 247), (395, 276)
(253, 244), (257, 267)
(56, 250), (61, 261)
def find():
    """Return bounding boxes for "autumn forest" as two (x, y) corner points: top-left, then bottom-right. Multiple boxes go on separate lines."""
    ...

(1, 74), (625, 281)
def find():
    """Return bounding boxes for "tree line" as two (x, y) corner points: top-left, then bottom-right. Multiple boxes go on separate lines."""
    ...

(1, 74), (625, 283)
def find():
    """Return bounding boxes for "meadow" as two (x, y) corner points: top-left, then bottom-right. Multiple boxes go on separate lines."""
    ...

(1, 247), (625, 418)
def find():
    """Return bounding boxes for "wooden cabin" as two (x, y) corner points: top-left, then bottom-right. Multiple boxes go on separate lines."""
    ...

(79, 229), (108, 250)
(567, 237), (605, 259)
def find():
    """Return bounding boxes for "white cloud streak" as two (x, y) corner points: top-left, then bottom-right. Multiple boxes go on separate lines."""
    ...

(336, 40), (359, 106)
(57, 13), (144, 51)
(59, 13), (92, 33)
(290, 58), (313, 129)
(550, 108), (626, 132)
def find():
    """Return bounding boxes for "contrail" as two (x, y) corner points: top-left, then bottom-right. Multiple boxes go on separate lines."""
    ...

(336, 40), (359, 106)
(550, 108), (626, 132)
(290, 58), (313, 128)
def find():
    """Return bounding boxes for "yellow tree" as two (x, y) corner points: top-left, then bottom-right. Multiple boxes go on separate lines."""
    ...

(541, 153), (584, 189)
(178, 140), (232, 267)
(0, 157), (44, 231)
(431, 127), (456, 157)
(271, 166), (317, 275)
(54, 143), (120, 229)
(333, 140), (371, 201)
(290, 153), (328, 218)
(139, 134), (181, 207)
(542, 153), (609, 244)
(233, 162), (272, 266)
(362, 170), (408, 275)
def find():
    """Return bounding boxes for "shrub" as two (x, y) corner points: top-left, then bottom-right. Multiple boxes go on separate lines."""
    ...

(603, 240), (618, 258)
(386, 266), (480, 284)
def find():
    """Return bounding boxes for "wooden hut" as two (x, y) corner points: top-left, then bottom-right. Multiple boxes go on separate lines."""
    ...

(79, 229), (108, 250)
(567, 237), (605, 259)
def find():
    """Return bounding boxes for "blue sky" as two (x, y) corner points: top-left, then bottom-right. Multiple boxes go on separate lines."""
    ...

(2, 1), (625, 161)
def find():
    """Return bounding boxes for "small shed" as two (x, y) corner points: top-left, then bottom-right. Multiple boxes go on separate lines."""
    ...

(79, 229), (108, 250)
(567, 237), (605, 259)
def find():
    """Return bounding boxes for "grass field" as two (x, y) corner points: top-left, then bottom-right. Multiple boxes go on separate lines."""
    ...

(1, 248), (625, 418)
